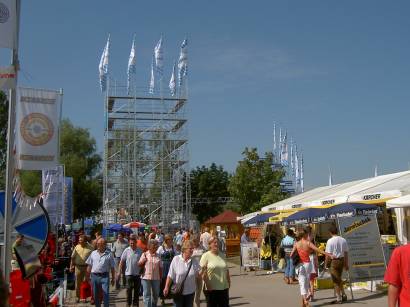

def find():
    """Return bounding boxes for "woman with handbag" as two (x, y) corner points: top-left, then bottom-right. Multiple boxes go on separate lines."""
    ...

(290, 228), (332, 307)
(200, 236), (230, 307)
(163, 240), (201, 307)
(138, 239), (163, 307)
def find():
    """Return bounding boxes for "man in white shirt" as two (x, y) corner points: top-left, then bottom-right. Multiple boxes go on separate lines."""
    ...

(119, 237), (143, 307)
(325, 224), (349, 304)
(86, 238), (115, 307)
(200, 227), (211, 251)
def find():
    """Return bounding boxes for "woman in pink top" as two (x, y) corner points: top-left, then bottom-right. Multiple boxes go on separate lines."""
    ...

(138, 239), (163, 307)
(291, 228), (332, 307)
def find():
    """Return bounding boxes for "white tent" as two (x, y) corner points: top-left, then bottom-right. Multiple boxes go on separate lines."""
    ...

(260, 170), (410, 244)
(386, 195), (410, 244)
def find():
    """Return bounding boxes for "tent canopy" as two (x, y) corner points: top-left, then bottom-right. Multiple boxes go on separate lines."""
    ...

(386, 194), (410, 208)
(262, 170), (410, 212)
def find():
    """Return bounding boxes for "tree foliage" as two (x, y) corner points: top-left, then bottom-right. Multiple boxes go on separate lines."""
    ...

(191, 163), (229, 223)
(60, 119), (102, 218)
(228, 147), (287, 214)
(190, 163), (230, 224)
(0, 91), (8, 189)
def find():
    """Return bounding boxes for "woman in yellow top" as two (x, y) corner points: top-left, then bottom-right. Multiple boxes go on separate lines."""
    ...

(200, 236), (230, 307)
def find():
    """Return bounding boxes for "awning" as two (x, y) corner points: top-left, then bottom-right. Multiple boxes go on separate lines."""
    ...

(243, 213), (277, 226)
(262, 170), (410, 212)
(386, 194), (410, 208)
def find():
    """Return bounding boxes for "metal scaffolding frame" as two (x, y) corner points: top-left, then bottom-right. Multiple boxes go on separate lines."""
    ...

(102, 82), (191, 230)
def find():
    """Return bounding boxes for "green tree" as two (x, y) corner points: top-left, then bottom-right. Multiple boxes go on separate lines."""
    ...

(228, 147), (287, 214)
(0, 91), (8, 189)
(190, 163), (230, 224)
(60, 119), (102, 218)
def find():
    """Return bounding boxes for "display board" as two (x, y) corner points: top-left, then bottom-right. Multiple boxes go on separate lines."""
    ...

(337, 214), (386, 282)
(240, 242), (260, 268)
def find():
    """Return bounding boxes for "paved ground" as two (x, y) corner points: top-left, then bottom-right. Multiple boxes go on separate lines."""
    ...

(66, 261), (387, 306)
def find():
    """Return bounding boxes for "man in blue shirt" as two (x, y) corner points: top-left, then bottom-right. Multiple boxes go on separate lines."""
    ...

(119, 237), (143, 307)
(86, 238), (115, 307)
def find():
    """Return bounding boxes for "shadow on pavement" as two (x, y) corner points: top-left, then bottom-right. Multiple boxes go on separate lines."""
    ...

(312, 291), (386, 306)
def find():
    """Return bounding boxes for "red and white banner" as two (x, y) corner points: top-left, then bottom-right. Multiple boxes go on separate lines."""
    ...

(0, 66), (16, 89)
(0, 0), (17, 49)
(16, 87), (61, 170)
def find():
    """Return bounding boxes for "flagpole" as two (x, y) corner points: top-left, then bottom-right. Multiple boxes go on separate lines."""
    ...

(2, 0), (21, 285)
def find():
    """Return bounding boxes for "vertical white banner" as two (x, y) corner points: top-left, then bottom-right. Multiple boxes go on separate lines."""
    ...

(42, 165), (64, 226)
(0, 0), (17, 49)
(16, 87), (61, 170)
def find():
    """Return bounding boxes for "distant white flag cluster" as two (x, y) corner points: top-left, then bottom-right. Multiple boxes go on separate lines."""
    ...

(98, 35), (188, 96)
(272, 122), (304, 193)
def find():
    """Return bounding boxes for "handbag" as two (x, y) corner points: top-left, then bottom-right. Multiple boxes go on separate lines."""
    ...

(170, 259), (193, 299)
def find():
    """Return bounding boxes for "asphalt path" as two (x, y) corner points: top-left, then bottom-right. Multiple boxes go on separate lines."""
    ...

(66, 262), (387, 306)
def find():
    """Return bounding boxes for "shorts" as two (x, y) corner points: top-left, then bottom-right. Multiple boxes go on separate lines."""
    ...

(330, 258), (344, 286)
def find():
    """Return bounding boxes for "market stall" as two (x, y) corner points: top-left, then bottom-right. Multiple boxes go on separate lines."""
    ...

(203, 210), (242, 256)
(282, 203), (384, 293)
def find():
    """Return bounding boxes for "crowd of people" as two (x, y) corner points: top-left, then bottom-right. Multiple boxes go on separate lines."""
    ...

(67, 227), (230, 307)
(240, 224), (349, 307)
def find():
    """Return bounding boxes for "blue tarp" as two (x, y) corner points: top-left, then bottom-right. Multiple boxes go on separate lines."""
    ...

(244, 213), (278, 226)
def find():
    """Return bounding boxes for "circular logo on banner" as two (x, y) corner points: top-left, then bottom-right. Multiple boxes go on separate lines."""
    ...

(20, 113), (54, 146)
(0, 3), (10, 23)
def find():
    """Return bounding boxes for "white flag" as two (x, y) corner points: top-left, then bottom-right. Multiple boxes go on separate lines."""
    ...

(178, 38), (188, 86)
(278, 127), (282, 161)
(154, 36), (163, 78)
(300, 155), (304, 192)
(0, 66), (16, 89)
(295, 149), (299, 188)
(99, 36), (110, 92)
(16, 87), (61, 170)
(0, 0), (17, 49)
(290, 138), (294, 171)
(169, 61), (176, 96)
(273, 123), (276, 160)
(280, 132), (288, 166)
(149, 57), (155, 94)
(127, 36), (136, 94)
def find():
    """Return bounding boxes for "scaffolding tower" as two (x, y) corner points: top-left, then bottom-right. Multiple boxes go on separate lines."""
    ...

(102, 83), (191, 230)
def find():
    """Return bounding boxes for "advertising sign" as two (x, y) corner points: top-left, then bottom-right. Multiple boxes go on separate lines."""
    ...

(240, 242), (260, 268)
(16, 87), (61, 170)
(337, 214), (386, 282)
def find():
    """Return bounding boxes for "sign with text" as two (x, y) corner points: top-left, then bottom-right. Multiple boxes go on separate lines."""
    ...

(240, 242), (260, 268)
(337, 214), (386, 282)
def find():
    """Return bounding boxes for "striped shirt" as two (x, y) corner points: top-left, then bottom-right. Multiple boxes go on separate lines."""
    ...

(280, 236), (295, 254)
(139, 251), (162, 280)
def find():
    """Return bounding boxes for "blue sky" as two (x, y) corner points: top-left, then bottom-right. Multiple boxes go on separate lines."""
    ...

(7, 1), (410, 188)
